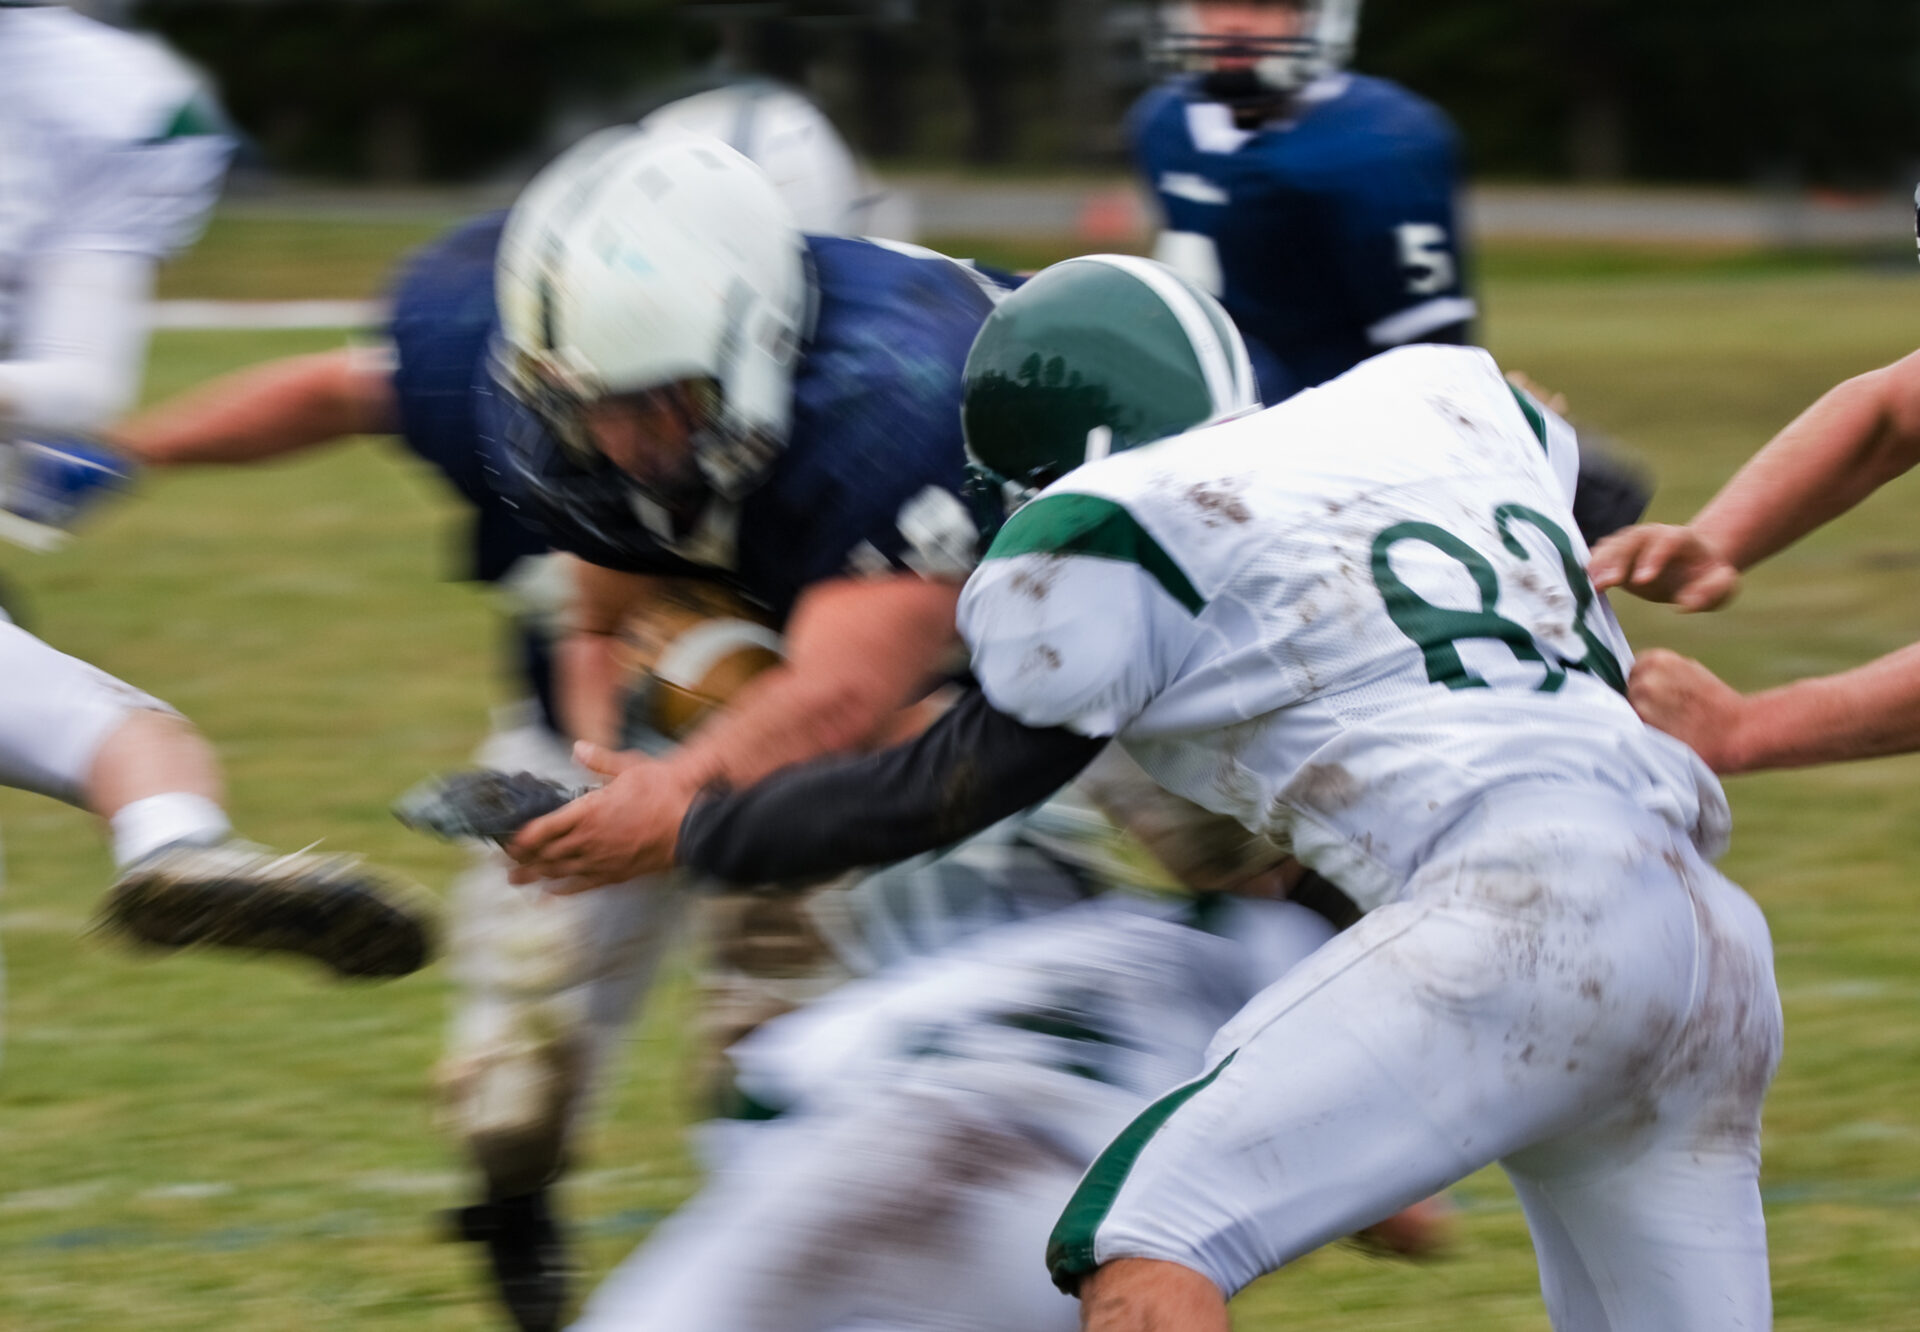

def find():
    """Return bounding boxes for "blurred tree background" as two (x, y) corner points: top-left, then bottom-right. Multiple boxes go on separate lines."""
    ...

(132, 0), (1920, 186)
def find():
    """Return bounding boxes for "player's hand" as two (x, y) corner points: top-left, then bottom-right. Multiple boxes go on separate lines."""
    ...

(503, 743), (694, 891)
(1587, 523), (1740, 611)
(1627, 648), (1750, 773)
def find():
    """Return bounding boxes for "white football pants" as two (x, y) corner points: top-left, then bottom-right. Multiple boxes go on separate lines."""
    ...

(1056, 790), (1782, 1331)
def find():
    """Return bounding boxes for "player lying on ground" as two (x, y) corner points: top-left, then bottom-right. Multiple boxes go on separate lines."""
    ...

(569, 771), (1444, 1332)
(1590, 344), (1920, 772)
(622, 257), (1781, 1330)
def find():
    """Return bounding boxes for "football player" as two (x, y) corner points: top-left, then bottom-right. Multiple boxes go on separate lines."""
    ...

(0, 5), (431, 983)
(0, 1), (232, 543)
(1132, 0), (1472, 403)
(1590, 342), (1920, 772)
(1132, 0), (1651, 545)
(108, 117), (998, 1328)
(565, 742), (1448, 1332)
(656, 256), (1783, 1329)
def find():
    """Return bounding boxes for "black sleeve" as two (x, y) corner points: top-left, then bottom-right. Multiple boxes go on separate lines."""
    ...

(676, 686), (1110, 887)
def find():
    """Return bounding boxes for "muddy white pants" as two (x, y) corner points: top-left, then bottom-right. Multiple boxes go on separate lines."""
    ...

(1050, 792), (1782, 1331)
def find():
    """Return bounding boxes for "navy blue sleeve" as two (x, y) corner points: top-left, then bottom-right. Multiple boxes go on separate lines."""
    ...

(1316, 82), (1474, 345)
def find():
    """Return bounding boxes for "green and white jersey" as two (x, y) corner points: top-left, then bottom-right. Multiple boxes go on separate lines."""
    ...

(961, 344), (1728, 913)
(0, 5), (231, 350)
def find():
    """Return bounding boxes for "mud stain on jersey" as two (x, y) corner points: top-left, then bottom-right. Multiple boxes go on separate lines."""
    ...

(1010, 556), (1066, 603)
(1286, 762), (1361, 812)
(1021, 643), (1063, 675)
(1185, 478), (1252, 527)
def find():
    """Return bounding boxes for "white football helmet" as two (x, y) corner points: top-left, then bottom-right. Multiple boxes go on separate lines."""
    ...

(1157, 0), (1361, 102)
(494, 125), (813, 504)
(638, 80), (879, 236)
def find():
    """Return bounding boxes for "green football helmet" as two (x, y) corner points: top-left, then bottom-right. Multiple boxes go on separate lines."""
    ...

(961, 255), (1259, 535)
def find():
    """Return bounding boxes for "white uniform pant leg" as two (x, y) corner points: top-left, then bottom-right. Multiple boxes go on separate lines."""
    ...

(1503, 861), (1779, 1331)
(442, 718), (688, 1195)
(0, 620), (173, 806)
(1050, 805), (1781, 1329)
(573, 1081), (1092, 1332)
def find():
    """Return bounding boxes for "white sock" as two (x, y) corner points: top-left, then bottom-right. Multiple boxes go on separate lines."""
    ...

(110, 793), (232, 869)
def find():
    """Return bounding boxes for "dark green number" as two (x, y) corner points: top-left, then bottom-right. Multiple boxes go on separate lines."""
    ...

(1370, 509), (1625, 696)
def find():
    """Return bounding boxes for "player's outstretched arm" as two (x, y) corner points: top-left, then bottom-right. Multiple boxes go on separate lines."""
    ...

(109, 346), (399, 466)
(675, 684), (1109, 885)
(1593, 348), (1920, 605)
(0, 250), (156, 434)
(507, 572), (965, 889)
(1631, 640), (1920, 773)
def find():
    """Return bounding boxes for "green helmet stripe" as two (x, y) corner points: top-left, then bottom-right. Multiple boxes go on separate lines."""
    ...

(1080, 255), (1249, 419)
(985, 492), (1205, 615)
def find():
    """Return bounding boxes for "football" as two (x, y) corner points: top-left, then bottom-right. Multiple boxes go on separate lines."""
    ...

(612, 580), (784, 744)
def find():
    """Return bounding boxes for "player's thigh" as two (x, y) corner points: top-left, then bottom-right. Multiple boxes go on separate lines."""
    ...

(0, 621), (172, 804)
(1050, 865), (1706, 1299)
(1505, 858), (1780, 1332)
(1507, 1140), (1770, 1332)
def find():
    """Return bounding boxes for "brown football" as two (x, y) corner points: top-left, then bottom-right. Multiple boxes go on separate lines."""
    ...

(613, 581), (784, 743)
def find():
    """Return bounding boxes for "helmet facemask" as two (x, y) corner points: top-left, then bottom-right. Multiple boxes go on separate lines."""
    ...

(494, 126), (812, 542)
(1155, 0), (1360, 109)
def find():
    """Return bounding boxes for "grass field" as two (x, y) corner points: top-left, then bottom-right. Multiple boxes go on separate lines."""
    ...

(2, 215), (1920, 1329)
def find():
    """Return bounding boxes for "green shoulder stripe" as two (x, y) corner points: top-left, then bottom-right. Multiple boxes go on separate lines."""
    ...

(156, 94), (225, 142)
(985, 492), (1205, 615)
(1508, 384), (1548, 455)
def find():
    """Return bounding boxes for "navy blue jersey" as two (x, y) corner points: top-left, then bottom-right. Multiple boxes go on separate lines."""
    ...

(482, 236), (1000, 624)
(1129, 73), (1474, 403)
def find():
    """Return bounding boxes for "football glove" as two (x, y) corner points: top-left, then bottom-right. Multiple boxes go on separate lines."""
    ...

(394, 769), (585, 845)
(0, 434), (136, 551)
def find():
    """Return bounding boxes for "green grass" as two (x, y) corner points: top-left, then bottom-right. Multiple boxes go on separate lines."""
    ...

(3, 214), (1920, 1327)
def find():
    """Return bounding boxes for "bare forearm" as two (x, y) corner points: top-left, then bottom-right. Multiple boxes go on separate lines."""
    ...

(557, 631), (621, 748)
(109, 348), (397, 465)
(1726, 640), (1920, 772)
(1695, 359), (1920, 570)
(663, 575), (963, 791)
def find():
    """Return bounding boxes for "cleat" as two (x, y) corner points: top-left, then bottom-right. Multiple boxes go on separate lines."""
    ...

(394, 769), (584, 845)
(97, 841), (437, 980)
(0, 434), (135, 551)
(448, 1187), (574, 1332)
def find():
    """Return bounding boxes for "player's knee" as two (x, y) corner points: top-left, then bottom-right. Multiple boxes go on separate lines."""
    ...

(1077, 1258), (1228, 1332)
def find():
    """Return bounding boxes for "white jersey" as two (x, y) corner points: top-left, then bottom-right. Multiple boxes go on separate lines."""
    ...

(963, 344), (1728, 913)
(0, 5), (231, 352)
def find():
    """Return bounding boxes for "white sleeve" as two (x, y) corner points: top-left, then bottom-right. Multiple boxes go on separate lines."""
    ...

(961, 551), (1198, 739)
(61, 113), (233, 260)
(0, 248), (154, 432)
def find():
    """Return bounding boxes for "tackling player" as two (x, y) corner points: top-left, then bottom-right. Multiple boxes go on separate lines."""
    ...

(1590, 343), (1920, 772)
(109, 117), (998, 1328)
(651, 257), (1783, 1328)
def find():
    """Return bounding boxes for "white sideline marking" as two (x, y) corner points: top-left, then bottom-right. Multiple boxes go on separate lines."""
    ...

(151, 299), (386, 331)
